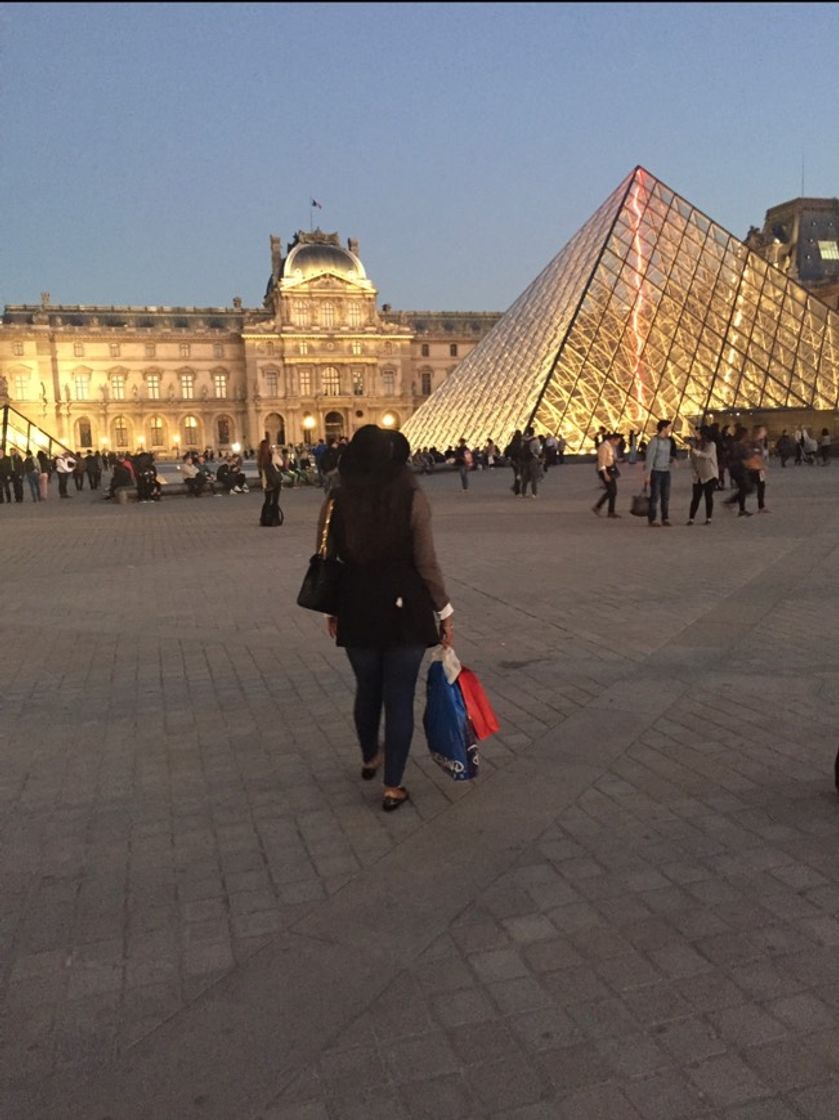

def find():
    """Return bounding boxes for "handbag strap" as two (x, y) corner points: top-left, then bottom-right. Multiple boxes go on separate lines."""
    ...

(318, 499), (335, 558)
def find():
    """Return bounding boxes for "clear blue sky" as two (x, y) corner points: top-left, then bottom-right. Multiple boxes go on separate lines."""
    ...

(3, 2), (838, 314)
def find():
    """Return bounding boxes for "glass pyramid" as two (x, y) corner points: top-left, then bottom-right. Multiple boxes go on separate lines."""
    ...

(403, 166), (839, 453)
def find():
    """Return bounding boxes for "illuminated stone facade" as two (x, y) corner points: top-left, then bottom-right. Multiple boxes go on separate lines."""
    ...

(403, 166), (839, 454)
(0, 230), (499, 454)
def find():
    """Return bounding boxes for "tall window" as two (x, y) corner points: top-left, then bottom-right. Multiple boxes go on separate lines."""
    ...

(145, 343), (156, 359)
(114, 417), (129, 447)
(322, 367), (340, 395)
(321, 303), (335, 329)
(180, 373), (194, 399)
(384, 342), (393, 355)
(74, 375), (88, 400)
(352, 371), (365, 396)
(449, 343), (458, 357)
(146, 373), (160, 400)
(264, 370), (278, 396)
(421, 371), (432, 396)
(213, 372), (228, 399)
(179, 343), (191, 359)
(351, 340), (362, 355)
(298, 368), (312, 395)
(14, 375), (27, 400)
(213, 342), (224, 358)
(12, 341), (23, 356)
(265, 341), (275, 356)
(73, 342), (85, 357)
(348, 303), (362, 327)
(382, 370), (395, 395)
(420, 343), (430, 357)
(111, 375), (125, 400)
(110, 342), (121, 358)
(217, 417), (231, 444)
(294, 301), (310, 327)
(148, 416), (164, 447)
(78, 419), (92, 448)
(182, 415), (198, 445)
(298, 341), (308, 355)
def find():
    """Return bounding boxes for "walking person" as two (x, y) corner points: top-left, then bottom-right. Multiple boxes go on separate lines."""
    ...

(686, 426), (719, 525)
(749, 425), (769, 512)
(645, 419), (675, 526)
(820, 428), (832, 466)
(10, 449), (25, 502)
(37, 449), (50, 499)
(723, 426), (755, 517)
(504, 430), (524, 496)
(317, 425), (453, 813)
(592, 432), (621, 518)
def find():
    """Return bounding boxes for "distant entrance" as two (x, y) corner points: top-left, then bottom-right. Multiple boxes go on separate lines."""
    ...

(325, 411), (344, 440)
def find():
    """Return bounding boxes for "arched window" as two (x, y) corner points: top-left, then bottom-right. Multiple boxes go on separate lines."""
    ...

(325, 411), (344, 440)
(264, 412), (285, 445)
(348, 302), (362, 328)
(293, 301), (310, 327)
(182, 415), (199, 447)
(217, 416), (232, 445)
(321, 303), (335, 329)
(148, 415), (165, 447)
(113, 416), (130, 448)
(322, 367), (340, 395)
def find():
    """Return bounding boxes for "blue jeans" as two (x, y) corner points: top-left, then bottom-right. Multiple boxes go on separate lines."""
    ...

(648, 470), (671, 523)
(458, 465), (469, 490)
(345, 646), (426, 788)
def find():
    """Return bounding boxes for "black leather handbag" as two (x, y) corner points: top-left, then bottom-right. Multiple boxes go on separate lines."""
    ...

(297, 499), (343, 614)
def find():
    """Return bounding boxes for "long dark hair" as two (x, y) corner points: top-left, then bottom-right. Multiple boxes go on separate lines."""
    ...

(334, 426), (416, 563)
(257, 438), (271, 470)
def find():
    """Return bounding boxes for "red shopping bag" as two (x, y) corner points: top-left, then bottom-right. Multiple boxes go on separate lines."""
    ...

(457, 667), (500, 741)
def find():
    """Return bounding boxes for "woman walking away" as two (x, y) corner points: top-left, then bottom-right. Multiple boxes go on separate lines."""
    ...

(592, 432), (621, 518)
(686, 426), (718, 525)
(318, 425), (453, 812)
(723, 426), (754, 517)
(257, 438), (283, 526)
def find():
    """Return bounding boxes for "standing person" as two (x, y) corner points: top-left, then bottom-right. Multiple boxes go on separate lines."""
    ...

(645, 419), (675, 527)
(22, 449), (40, 502)
(257, 438), (283, 526)
(10, 449), (25, 502)
(591, 432), (621, 518)
(85, 450), (102, 490)
(454, 437), (473, 492)
(686, 426), (719, 525)
(556, 434), (566, 465)
(519, 427), (542, 498)
(504, 430), (523, 495)
(776, 430), (795, 468)
(55, 450), (76, 499)
(317, 425), (453, 812)
(37, 449), (50, 500)
(628, 430), (638, 464)
(820, 428), (832, 466)
(73, 453), (86, 491)
(0, 448), (12, 504)
(794, 426), (804, 465)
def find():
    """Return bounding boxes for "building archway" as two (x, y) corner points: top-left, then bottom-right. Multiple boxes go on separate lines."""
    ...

(147, 414), (167, 449)
(74, 417), (93, 449)
(111, 415), (132, 449)
(325, 411), (344, 440)
(264, 412), (285, 444)
(215, 415), (234, 446)
(181, 414), (201, 448)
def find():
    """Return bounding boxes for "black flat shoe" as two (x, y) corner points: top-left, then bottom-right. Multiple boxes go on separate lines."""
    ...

(361, 753), (383, 781)
(382, 788), (410, 812)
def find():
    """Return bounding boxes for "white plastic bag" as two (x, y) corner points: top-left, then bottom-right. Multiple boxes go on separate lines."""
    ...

(428, 643), (461, 685)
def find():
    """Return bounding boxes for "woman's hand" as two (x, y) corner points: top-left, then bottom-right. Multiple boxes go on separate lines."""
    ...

(439, 616), (454, 648)
(326, 616), (338, 639)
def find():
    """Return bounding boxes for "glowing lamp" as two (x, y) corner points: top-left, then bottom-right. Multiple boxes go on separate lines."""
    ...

(382, 413), (395, 428)
(231, 441), (241, 453)
(302, 415), (316, 431)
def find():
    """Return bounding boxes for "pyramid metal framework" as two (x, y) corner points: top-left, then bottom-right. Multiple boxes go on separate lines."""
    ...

(402, 166), (839, 453)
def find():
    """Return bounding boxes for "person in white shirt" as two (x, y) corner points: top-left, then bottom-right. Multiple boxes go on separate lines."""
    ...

(592, 433), (621, 518)
(54, 450), (77, 499)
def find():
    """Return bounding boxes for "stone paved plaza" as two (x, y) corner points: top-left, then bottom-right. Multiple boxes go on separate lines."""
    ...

(3, 458), (839, 1120)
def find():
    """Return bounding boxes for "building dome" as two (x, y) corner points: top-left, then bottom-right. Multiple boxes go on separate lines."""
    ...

(283, 240), (366, 283)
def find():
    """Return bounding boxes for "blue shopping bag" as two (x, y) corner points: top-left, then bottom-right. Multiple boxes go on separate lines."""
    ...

(424, 657), (479, 781)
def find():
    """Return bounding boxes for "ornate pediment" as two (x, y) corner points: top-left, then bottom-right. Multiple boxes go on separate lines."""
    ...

(292, 228), (341, 248)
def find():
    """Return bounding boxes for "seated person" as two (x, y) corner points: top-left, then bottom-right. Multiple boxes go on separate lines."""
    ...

(105, 454), (136, 499)
(216, 455), (248, 493)
(180, 453), (207, 496)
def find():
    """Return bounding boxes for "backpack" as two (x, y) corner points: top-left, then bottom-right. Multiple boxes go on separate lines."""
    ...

(463, 449), (473, 467)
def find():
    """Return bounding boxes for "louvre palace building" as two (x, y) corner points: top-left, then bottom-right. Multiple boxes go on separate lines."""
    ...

(0, 229), (500, 456)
